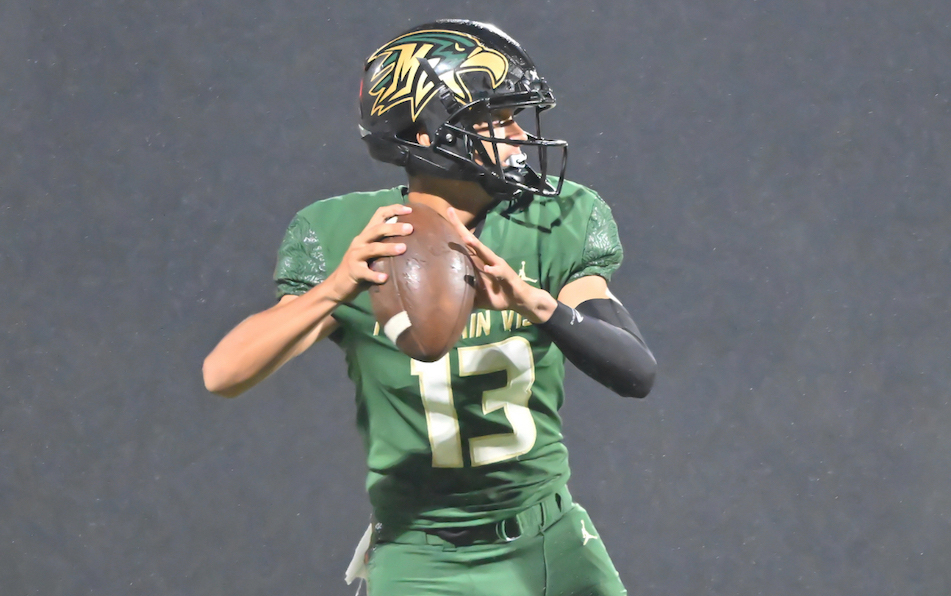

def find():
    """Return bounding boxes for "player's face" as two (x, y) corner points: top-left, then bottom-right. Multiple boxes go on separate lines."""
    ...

(471, 109), (528, 168)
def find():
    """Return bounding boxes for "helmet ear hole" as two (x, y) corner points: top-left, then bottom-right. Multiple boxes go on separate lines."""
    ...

(403, 123), (429, 147)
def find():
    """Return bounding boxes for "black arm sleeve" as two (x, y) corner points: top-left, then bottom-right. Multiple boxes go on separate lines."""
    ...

(538, 298), (657, 398)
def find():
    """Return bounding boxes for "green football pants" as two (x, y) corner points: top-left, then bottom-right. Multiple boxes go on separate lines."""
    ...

(366, 490), (627, 596)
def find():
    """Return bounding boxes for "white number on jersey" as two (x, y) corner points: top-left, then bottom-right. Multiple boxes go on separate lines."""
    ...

(411, 336), (537, 468)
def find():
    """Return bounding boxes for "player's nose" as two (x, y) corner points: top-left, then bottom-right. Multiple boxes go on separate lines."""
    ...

(506, 121), (528, 141)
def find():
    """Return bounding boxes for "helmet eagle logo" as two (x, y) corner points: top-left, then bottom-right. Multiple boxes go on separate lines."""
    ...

(366, 30), (509, 121)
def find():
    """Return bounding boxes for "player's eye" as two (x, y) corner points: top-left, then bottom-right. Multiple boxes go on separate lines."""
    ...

(471, 114), (517, 137)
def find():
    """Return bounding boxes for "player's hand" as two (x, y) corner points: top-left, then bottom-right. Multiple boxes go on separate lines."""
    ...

(446, 207), (557, 323)
(326, 204), (413, 303)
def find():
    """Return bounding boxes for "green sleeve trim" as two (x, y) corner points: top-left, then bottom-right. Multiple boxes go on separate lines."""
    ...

(567, 195), (623, 284)
(273, 212), (328, 298)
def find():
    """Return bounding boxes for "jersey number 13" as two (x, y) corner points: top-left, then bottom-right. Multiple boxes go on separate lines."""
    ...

(411, 336), (537, 468)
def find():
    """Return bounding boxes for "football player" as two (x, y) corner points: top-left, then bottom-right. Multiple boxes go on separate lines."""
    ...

(203, 19), (656, 596)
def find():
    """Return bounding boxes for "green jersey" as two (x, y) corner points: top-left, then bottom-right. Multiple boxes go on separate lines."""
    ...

(274, 181), (623, 530)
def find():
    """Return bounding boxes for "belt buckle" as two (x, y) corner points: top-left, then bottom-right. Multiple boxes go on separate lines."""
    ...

(496, 516), (522, 542)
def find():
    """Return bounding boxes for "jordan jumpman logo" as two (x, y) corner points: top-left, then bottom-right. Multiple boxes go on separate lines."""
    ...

(581, 520), (600, 545)
(517, 261), (537, 283)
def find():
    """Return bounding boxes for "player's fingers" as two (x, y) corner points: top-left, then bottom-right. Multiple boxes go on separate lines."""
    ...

(368, 203), (412, 227)
(470, 241), (508, 276)
(355, 240), (407, 262)
(445, 206), (472, 240)
(446, 208), (503, 266)
(364, 221), (414, 242)
(351, 262), (388, 285)
(356, 204), (411, 241)
(445, 207), (485, 252)
(482, 263), (516, 284)
(356, 221), (413, 247)
(348, 249), (399, 284)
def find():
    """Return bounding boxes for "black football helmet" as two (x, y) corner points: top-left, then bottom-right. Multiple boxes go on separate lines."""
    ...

(358, 19), (568, 198)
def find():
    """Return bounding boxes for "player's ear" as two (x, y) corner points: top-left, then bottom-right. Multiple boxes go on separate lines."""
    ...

(411, 122), (432, 147)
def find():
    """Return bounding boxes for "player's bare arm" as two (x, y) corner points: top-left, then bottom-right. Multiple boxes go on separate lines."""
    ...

(202, 203), (413, 397)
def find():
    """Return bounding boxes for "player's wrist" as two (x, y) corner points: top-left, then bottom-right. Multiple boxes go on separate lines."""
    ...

(323, 268), (359, 304)
(516, 287), (558, 324)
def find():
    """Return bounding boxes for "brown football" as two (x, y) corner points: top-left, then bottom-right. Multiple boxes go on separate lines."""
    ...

(368, 202), (477, 362)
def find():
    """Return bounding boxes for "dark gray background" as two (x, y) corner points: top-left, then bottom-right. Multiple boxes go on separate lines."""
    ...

(3, 0), (950, 594)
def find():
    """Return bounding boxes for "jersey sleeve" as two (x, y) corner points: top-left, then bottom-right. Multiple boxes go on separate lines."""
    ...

(273, 212), (328, 298)
(567, 195), (624, 283)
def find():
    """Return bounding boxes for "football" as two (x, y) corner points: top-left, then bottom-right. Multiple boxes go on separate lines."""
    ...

(368, 202), (477, 362)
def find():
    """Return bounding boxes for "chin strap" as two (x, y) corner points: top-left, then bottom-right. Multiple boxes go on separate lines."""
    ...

(538, 298), (657, 398)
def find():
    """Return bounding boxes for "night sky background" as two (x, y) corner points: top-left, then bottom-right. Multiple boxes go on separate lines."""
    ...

(3, 0), (950, 594)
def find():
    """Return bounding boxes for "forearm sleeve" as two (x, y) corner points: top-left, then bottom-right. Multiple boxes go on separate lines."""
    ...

(538, 298), (657, 398)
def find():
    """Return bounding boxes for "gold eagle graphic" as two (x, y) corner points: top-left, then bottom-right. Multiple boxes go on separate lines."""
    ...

(366, 30), (509, 121)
